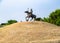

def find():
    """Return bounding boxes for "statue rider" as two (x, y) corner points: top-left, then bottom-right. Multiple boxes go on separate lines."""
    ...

(28, 8), (33, 17)
(30, 9), (33, 14)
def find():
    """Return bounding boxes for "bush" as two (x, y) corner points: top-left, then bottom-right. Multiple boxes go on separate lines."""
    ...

(35, 18), (43, 21)
(0, 20), (18, 27)
(7, 20), (17, 24)
(43, 17), (50, 22)
(1, 23), (7, 25)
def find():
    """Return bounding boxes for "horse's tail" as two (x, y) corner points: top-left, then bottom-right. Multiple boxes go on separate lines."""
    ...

(33, 15), (36, 21)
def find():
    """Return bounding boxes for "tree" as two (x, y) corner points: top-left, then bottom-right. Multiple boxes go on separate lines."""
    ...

(43, 9), (60, 26)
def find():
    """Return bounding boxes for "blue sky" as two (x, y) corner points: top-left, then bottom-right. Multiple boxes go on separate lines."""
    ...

(0, 0), (60, 23)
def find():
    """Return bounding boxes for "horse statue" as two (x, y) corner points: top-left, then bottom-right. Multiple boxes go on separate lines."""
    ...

(25, 9), (36, 21)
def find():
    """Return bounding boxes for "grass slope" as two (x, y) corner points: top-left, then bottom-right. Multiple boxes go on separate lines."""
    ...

(0, 21), (60, 43)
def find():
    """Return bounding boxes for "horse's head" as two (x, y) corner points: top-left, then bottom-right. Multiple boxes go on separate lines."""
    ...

(25, 11), (29, 13)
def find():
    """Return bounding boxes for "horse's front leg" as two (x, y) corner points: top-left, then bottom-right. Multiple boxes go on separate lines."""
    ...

(25, 16), (29, 21)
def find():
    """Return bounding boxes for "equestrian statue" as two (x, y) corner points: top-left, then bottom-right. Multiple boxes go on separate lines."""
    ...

(25, 8), (36, 21)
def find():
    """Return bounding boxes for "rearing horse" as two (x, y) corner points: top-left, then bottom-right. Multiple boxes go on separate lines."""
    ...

(25, 9), (36, 21)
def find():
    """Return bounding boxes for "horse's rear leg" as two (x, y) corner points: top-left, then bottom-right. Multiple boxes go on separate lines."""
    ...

(30, 18), (33, 21)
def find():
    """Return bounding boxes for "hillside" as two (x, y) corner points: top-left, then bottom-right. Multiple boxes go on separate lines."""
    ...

(0, 21), (60, 43)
